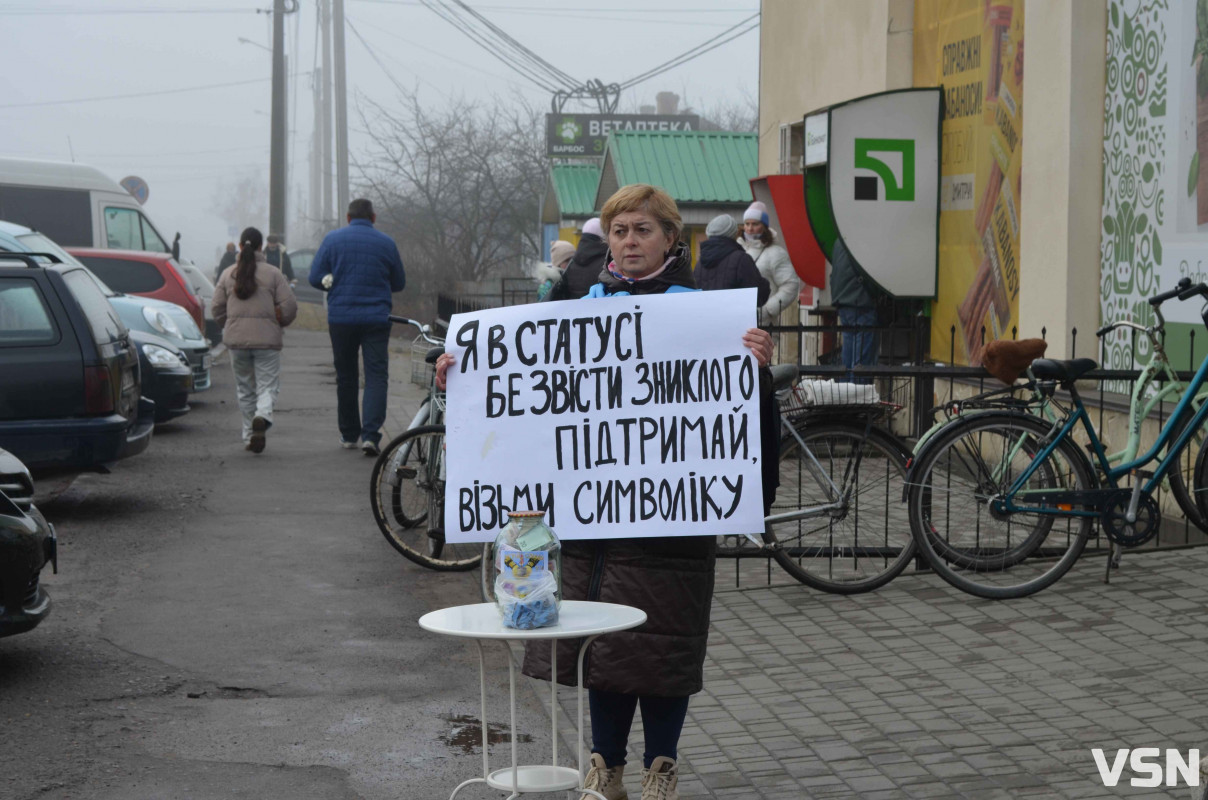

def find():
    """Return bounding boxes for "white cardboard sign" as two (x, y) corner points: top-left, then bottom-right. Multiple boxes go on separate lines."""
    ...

(443, 289), (765, 543)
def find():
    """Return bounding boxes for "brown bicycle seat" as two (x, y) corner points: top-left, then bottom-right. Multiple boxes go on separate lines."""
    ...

(982, 338), (1048, 385)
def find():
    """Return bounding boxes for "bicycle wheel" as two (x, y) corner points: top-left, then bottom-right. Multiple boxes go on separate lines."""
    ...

(763, 422), (914, 594)
(907, 412), (1094, 599)
(1165, 414), (1208, 533)
(370, 425), (481, 571)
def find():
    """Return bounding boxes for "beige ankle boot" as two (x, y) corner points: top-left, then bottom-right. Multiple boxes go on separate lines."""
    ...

(581, 752), (628, 800)
(640, 756), (678, 800)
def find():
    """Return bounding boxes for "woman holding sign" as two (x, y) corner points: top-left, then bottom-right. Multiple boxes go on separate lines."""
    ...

(437, 184), (774, 800)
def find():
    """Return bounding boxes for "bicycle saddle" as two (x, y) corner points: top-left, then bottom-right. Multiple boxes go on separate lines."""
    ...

(424, 346), (445, 364)
(769, 363), (798, 392)
(1028, 357), (1097, 382)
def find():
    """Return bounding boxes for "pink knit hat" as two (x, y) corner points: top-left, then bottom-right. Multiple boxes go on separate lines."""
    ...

(743, 201), (769, 226)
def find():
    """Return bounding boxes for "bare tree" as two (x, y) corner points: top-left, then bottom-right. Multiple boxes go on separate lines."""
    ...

(355, 91), (547, 301)
(210, 173), (268, 234)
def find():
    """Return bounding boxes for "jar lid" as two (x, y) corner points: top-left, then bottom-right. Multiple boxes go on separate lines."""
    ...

(508, 510), (546, 518)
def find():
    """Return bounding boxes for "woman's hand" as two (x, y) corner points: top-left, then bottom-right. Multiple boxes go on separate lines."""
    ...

(435, 352), (456, 390)
(743, 328), (774, 367)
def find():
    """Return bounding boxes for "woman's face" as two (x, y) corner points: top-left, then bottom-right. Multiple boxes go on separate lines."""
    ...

(743, 220), (766, 238)
(608, 210), (675, 278)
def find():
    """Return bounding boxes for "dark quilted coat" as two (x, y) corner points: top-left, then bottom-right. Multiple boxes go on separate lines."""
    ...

(696, 235), (770, 308)
(522, 244), (716, 697)
(522, 536), (716, 696)
(307, 219), (406, 325)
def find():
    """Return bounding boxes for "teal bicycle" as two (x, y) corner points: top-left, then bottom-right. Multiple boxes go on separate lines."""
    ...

(905, 278), (1208, 598)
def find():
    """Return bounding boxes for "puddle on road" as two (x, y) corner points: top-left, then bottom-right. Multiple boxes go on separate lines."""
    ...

(439, 714), (532, 754)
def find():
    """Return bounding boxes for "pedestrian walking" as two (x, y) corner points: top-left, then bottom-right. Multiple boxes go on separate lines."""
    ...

(264, 234), (295, 283)
(214, 242), (237, 283)
(211, 226), (298, 454)
(739, 201), (803, 327)
(535, 240), (575, 301)
(829, 237), (883, 381)
(695, 213), (769, 306)
(437, 185), (776, 800)
(545, 217), (608, 301)
(307, 198), (407, 456)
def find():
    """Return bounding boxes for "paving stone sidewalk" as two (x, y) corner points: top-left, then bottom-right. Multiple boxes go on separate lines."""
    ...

(380, 335), (1208, 799)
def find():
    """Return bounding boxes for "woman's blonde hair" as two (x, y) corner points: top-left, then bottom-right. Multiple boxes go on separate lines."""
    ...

(600, 184), (682, 241)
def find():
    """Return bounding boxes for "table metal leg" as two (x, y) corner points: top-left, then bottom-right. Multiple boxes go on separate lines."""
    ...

(509, 652), (518, 796)
(550, 635), (557, 768)
(576, 634), (600, 780)
(475, 640), (489, 778)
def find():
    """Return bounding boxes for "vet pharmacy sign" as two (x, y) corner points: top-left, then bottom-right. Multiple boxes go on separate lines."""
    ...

(545, 113), (701, 156)
(442, 289), (765, 543)
(824, 88), (941, 298)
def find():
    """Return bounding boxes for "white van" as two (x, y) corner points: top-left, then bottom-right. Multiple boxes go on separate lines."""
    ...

(0, 158), (174, 254)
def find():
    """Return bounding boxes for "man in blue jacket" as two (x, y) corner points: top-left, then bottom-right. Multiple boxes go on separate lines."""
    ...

(309, 199), (406, 455)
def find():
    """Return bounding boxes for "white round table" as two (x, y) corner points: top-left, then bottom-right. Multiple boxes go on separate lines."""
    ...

(419, 600), (646, 800)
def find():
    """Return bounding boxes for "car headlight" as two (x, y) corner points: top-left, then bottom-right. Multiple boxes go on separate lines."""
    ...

(144, 344), (186, 368)
(142, 306), (182, 338)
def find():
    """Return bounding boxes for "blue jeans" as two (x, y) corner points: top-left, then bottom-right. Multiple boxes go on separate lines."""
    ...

(328, 323), (390, 445)
(589, 689), (690, 768)
(839, 306), (878, 383)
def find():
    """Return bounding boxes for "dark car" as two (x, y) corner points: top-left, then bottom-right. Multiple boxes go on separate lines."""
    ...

(0, 252), (153, 472)
(0, 447), (56, 637)
(129, 329), (193, 423)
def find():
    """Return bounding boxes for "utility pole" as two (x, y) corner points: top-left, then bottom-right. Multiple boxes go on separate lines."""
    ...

(310, 66), (322, 234)
(269, 0), (287, 240)
(320, 0), (333, 230)
(333, 0), (349, 221)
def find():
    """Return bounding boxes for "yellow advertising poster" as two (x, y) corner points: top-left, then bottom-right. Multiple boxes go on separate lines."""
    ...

(914, 0), (1023, 365)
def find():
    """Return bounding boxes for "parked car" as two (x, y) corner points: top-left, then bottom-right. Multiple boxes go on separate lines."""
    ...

(0, 251), (153, 472)
(0, 221), (211, 391)
(0, 447), (55, 638)
(67, 247), (205, 334)
(173, 257), (222, 345)
(129, 330), (192, 423)
(288, 247), (324, 304)
(0, 157), (174, 252)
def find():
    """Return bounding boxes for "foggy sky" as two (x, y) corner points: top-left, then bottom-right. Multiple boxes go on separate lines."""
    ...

(0, 0), (759, 269)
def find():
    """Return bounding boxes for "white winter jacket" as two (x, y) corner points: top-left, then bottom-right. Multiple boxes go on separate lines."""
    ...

(740, 229), (802, 326)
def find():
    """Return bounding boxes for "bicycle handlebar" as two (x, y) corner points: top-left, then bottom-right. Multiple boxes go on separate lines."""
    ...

(1177, 281), (1208, 302)
(388, 315), (444, 345)
(1149, 276), (1192, 306)
(1098, 278), (1197, 339)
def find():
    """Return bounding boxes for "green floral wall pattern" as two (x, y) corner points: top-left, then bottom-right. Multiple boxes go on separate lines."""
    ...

(1101, 0), (1169, 374)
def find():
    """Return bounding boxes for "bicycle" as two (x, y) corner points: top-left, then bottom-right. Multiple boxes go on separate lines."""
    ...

(369, 315), (482, 571)
(757, 365), (915, 593)
(475, 365), (917, 600)
(904, 278), (1208, 599)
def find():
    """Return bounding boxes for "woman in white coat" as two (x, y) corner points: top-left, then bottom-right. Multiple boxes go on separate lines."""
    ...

(739, 201), (803, 327)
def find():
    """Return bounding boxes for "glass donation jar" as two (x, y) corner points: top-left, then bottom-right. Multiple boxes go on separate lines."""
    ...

(493, 510), (561, 629)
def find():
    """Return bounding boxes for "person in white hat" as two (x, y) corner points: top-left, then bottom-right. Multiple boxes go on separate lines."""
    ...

(739, 201), (803, 327)
(534, 239), (576, 301)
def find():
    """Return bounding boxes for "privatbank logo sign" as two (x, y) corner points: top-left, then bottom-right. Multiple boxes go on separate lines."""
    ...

(1091, 748), (1201, 788)
(853, 138), (915, 202)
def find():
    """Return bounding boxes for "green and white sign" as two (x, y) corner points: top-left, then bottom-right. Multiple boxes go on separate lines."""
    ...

(825, 88), (941, 298)
(545, 113), (701, 157)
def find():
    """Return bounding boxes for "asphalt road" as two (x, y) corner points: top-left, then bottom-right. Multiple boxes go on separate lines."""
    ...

(0, 329), (551, 800)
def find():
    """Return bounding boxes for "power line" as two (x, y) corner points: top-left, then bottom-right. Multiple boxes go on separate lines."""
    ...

(345, 18), (425, 95)
(447, 0), (579, 89)
(351, 1), (756, 11)
(346, 16), (530, 91)
(0, 6), (257, 15)
(619, 13), (759, 90)
(418, 0), (561, 92)
(0, 71), (314, 110)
